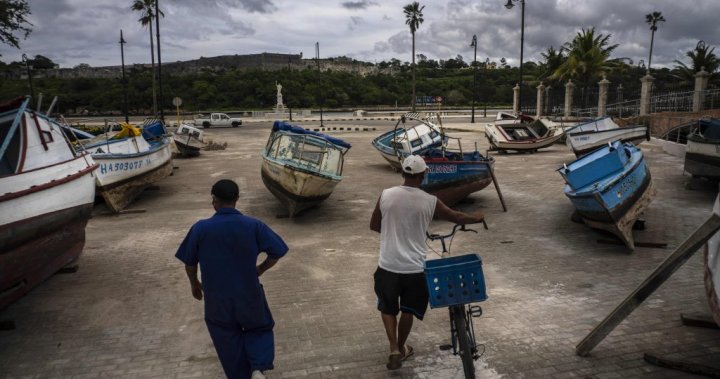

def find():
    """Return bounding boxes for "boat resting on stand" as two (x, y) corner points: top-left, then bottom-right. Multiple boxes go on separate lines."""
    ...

(558, 140), (655, 250)
(83, 121), (173, 212)
(261, 121), (351, 217)
(371, 112), (445, 170)
(685, 118), (720, 179)
(173, 124), (204, 157)
(420, 138), (496, 207)
(485, 115), (563, 152)
(0, 97), (98, 310)
(565, 117), (649, 157)
(705, 191), (720, 326)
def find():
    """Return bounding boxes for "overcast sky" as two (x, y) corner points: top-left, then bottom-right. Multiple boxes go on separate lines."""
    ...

(1, 0), (719, 70)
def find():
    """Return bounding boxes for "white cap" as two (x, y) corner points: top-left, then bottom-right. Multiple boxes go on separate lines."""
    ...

(402, 155), (427, 174)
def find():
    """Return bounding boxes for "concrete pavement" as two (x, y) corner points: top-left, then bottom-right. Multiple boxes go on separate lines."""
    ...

(0, 119), (718, 378)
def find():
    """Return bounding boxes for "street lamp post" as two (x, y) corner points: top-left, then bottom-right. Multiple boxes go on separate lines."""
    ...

(119, 30), (129, 123)
(470, 35), (477, 123)
(484, 58), (490, 117)
(505, 0), (525, 114)
(21, 54), (34, 100)
(316, 42), (324, 127)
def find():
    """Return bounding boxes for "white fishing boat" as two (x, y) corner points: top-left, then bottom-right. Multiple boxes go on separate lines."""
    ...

(685, 118), (720, 179)
(485, 115), (563, 152)
(261, 121), (351, 217)
(173, 124), (204, 157)
(371, 113), (445, 170)
(83, 121), (173, 212)
(1, 97), (98, 310)
(565, 117), (649, 157)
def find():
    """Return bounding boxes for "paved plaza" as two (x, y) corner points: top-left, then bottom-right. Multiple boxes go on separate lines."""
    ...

(1, 118), (719, 378)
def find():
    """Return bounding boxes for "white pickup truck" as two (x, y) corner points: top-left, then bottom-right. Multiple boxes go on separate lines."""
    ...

(192, 113), (243, 128)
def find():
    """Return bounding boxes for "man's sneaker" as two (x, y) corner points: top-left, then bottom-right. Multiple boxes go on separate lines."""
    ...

(251, 370), (265, 379)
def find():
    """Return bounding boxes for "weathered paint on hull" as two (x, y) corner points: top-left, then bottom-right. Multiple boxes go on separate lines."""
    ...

(568, 127), (648, 157)
(685, 137), (720, 178)
(261, 159), (339, 217)
(580, 180), (655, 250)
(173, 140), (201, 157)
(97, 159), (174, 212)
(426, 177), (493, 207)
(491, 133), (564, 152)
(0, 204), (92, 310)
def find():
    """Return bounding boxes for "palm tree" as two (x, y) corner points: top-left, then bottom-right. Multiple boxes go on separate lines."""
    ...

(645, 11), (665, 71)
(551, 27), (620, 88)
(674, 41), (719, 83)
(539, 46), (565, 82)
(403, 2), (424, 111)
(131, 0), (164, 115)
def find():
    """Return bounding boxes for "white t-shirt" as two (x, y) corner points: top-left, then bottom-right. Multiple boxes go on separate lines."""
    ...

(378, 186), (437, 274)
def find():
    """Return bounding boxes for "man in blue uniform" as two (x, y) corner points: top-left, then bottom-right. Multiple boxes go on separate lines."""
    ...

(176, 179), (288, 379)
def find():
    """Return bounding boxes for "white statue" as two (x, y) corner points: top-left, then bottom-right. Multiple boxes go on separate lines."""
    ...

(275, 81), (285, 112)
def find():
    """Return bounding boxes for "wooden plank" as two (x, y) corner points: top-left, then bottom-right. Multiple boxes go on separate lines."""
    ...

(681, 313), (720, 329)
(643, 353), (720, 378)
(596, 239), (668, 249)
(488, 164), (508, 212)
(575, 214), (720, 357)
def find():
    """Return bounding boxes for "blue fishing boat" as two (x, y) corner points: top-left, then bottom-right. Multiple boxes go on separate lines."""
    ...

(558, 140), (655, 250)
(421, 148), (495, 207)
(372, 112), (445, 170)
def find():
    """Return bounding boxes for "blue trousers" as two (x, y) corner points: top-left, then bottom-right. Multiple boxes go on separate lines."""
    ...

(204, 287), (275, 379)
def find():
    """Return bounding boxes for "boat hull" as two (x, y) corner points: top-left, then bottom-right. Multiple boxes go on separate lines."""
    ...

(484, 122), (563, 152)
(704, 193), (720, 326)
(422, 156), (494, 206)
(685, 138), (720, 178)
(565, 157), (653, 250)
(261, 158), (339, 217)
(93, 139), (173, 212)
(173, 139), (201, 157)
(567, 126), (648, 157)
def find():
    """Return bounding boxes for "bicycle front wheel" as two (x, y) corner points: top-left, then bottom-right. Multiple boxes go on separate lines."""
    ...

(452, 305), (475, 379)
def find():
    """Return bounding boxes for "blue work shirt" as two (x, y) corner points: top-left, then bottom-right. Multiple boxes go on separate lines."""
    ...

(175, 208), (288, 297)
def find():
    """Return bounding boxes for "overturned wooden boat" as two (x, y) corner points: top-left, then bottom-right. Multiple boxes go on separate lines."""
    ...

(173, 124), (204, 157)
(565, 117), (649, 157)
(558, 140), (654, 250)
(420, 145), (495, 207)
(261, 121), (351, 217)
(83, 121), (173, 212)
(485, 115), (563, 152)
(685, 118), (720, 179)
(1, 97), (98, 310)
(371, 112), (445, 170)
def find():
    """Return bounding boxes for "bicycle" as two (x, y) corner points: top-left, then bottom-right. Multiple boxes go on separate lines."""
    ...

(424, 221), (488, 379)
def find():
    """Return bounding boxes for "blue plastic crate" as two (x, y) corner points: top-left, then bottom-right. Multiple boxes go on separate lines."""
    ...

(424, 254), (488, 309)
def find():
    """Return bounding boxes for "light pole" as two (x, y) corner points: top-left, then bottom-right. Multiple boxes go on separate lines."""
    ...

(21, 54), (34, 100)
(119, 30), (129, 123)
(505, 0), (525, 114)
(470, 35), (477, 123)
(316, 42), (324, 127)
(484, 58), (490, 117)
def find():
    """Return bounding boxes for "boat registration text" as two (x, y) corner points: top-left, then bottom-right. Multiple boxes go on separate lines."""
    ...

(99, 158), (152, 174)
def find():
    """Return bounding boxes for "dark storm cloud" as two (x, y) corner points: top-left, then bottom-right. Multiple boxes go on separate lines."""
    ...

(341, 1), (378, 10)
(172, 0), (277, 14)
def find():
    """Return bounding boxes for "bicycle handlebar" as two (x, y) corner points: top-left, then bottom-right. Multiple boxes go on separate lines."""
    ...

(426, 219), (488, 241)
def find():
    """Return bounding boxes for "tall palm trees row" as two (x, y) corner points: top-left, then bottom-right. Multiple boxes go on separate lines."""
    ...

(131, 0), (164, 116)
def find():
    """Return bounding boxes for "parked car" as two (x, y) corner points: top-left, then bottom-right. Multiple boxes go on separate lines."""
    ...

(193, 113), (242, 128)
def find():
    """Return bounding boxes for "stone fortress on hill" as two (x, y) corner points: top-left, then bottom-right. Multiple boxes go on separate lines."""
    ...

(10, 52), (388, 80)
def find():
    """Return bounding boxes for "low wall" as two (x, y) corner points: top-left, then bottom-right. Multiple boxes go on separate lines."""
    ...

(617, 109), (720, 136)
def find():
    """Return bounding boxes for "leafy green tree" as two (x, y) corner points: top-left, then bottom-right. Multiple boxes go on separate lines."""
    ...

(645, 11), (665, 70)
(29, 54), (55, 69)
(403, 1), (424, 111)
(0, 0), (31, 48)
(673, 41), (719, 83)
(131, 0), (164, 115)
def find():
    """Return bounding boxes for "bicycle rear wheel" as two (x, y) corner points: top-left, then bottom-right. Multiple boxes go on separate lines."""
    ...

(452, 305), (475, 379)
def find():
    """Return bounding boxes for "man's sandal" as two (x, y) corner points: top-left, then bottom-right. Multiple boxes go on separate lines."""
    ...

(386, 352), (403, 370)
(401, 345), (414, 361)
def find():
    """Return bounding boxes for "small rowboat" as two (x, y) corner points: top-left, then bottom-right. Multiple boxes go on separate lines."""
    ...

(558, 140), (654, 250)
(173, 124), (204, 157)
(565, 117), (649, 157)
(685, 118), (720, 179)
(485, 114), (563, 152)
(261, 121), (351, 217)
(372, 112), (445, 170)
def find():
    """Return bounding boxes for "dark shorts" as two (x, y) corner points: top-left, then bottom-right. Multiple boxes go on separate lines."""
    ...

(374, 267), (429, 320)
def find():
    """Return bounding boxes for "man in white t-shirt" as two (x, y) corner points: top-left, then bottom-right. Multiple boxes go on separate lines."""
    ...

(370, 155), (484, 370)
